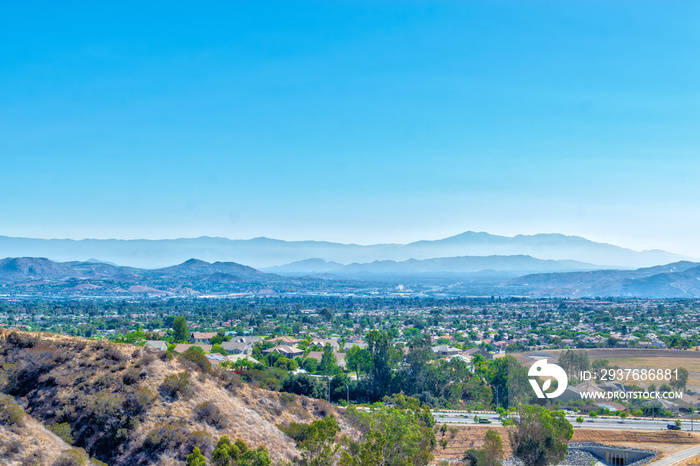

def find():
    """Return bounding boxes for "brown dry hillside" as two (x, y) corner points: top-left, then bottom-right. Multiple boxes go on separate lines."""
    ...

(0, 329), (349, 465)
(0, 396), (93, 466)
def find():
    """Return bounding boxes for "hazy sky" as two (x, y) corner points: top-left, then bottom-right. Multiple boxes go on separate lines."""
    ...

(2, 1), (699, 256)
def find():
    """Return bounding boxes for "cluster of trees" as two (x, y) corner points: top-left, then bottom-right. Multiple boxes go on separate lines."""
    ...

(464, 405), (573, 466)
(186, 436), (271, 466)
(275, 332), (531, 410)
(280, 399), (574, 466)
(281, 395), (437, 466)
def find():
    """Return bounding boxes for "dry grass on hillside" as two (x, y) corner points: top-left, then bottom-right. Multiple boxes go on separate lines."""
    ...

(0, 330), (350, 465)
(0, 406), (76, 466)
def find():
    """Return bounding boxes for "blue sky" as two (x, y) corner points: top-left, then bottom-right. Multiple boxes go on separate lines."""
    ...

(1, 1), (699, 256)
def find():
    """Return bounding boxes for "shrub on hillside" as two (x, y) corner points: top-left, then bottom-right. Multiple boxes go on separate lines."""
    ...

(5, 331), (38, 349)
(239, 368), (285, 391)
(51, 422), (75, 445)
(181, 347), (212, 374)
(2, 437), (23, 455)
(215, 366), (244, 390)
(0, 394), (25, 426)
(4, 344), (60, 396)
(187, 430), (215, 457)
(278, 421), (310, 443)
(161, 372), (194, 399)
(138, 351), (156, 367)
(144, 422), (188, 453)
(55, 449), (89, 466)
(122, 366), (141, 385)
(195, 401), (228, 428)
(125, 387), (156, 414)
(101, 345), (126, 363)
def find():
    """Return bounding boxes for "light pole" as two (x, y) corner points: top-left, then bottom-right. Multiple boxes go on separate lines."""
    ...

(692, 404), (696, 432)
(346, 384), (350, 406)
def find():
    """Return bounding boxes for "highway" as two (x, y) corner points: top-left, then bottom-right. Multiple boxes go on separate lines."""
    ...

(432, 410), (700, 432)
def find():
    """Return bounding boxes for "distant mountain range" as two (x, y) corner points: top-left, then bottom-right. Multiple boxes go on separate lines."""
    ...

(2, 256), (700, 298)
(0, 232), (688, 269)
(263, 255), (606, 278)
(509, 261), (700, 298)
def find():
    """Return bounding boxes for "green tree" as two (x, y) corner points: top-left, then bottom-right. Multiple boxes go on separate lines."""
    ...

(320, 344), (338, 375)
(240, 446), (272, 466)
(186, 446), (207, 466)
(575, 416), (584, 428)
(173, 316), (188, 343)
(212, 435), (240, 466)
(482, 429), (503, 466)
(482, 355), (529, 409)
(671, 367), (689, 391)
(211, 344), (228, 355)
(558, 350), (590, 381)
(345, 345), (372, 379)
(340, 395), (436, 466)
(510, 405), (573, 466)
(366, 330), (400, 401)
(292, 415), (341, 466)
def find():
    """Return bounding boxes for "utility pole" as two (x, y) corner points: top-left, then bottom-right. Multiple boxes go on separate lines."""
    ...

(327, 376), (331, 403)
(346, 384), (350, 406)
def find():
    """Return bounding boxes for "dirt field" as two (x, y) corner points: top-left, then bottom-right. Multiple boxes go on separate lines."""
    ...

(600, 357), (700, 389)
(515, 349), (700, 390)
(679, 452), (700, 465)
(572, 429), (700, 458)
(431, 426), (700, 464)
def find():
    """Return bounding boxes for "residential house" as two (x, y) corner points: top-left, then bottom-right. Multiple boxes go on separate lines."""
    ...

(431, 345), (462, 357)
(225, 354), (262, 366)
(220, 336), (264, 356)
(464, 348), (494, 359)
(220, 341), (253, 356)
(205, 353), (227, 366)
(173, 343), (212, 353)
(263, 345), (304, 358)
(558, 381), (605, 403)
(311, 338), (341, 351)
(305, 351), (346, 369)
(594, 401), (627, 413)
(267, 336), (301, 346)
(346, 340), (367, 350)
(145, 340), (167, 351)
(189, 332), (218, 344)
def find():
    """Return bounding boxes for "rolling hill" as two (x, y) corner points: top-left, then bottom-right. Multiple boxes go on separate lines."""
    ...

(509, 261), (700, 297)
(0, 329), (344, 465)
